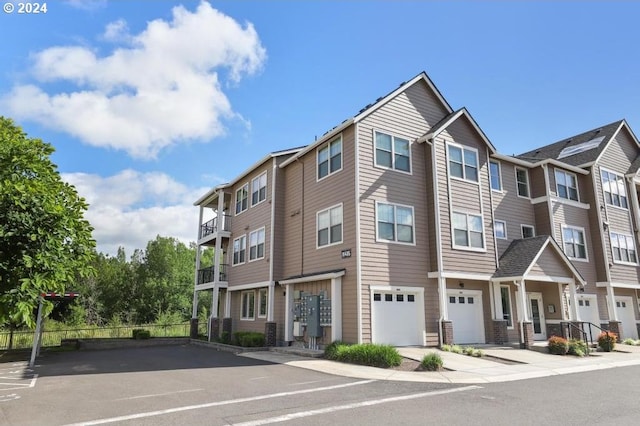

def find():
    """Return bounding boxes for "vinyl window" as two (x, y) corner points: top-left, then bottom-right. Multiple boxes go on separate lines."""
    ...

(494, 220), (507, 239)
(521, 225), (535, 239)
(376, 202), (415, 244)
(555, 169), (578, 201)
(235, 183), (248, 214)
(562, 225), (587, 260)
(452, 212), (484, 249)
(251, 173), (267, 206)
(501, 285), (513, 328)
(375, 131), (411, 173)
(317, 204), (343, 247)
(232, 235), (246, 265)
(515, 167), (530, 198)
(317, 136), (342, 180)
(489, 160), (502, 191)
(249, 228), (265, 261)
(447, 144), (478, 182)
(258, 288), (268, 318)
(601, 169), (628, 209)
(611, 232), (637, 264)
(241, 291), (255, 320)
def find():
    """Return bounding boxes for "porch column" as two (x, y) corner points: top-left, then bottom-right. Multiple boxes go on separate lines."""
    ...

(224, 289), (231, 317)
(211, 284), (219, 317)
(438, 276), (448, 320)
(516, 280), (529, 322)
(606, 283), (618, 321)
(492, 281), (504, 320)
(284, 284), (294, 341)
(213, 194), (224, 284)
(267, 282), (275, 322)
(568, 280), (580, 321)
(331, 277), (343, 342)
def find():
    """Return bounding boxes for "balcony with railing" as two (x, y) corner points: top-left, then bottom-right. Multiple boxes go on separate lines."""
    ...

(200, 215), (232, 240)
(197, 264), (228, 285)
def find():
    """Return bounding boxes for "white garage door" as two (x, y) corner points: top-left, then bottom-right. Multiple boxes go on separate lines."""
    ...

(447, 290), (485, 344)
(615, 296), (638, 340)
(576, 295), (600, 341)
(371, 289), (424, 346)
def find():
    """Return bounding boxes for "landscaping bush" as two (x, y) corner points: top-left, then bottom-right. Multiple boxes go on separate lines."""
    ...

(547, 335), (569, 355)
(568, 339), (588, 357)
(622, 338), (639, 346)
(132, 329), (151, 340)
(324, 342), (401, 368)
(440, 344), (452, 352)
(450, 344), (463, 354)
(598, 331), (617, 352)
(421, 353), (444, 371)
(233, 331), (265, 347)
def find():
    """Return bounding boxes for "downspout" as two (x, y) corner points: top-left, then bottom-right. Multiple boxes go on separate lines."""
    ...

(428, 138), (446, 346)
(268, 158), (277, 322)
(192, 205), (204, 319)
(592, 167), (614, 319)
(355, 124), (363, 343)
(513, 280), (525, 346)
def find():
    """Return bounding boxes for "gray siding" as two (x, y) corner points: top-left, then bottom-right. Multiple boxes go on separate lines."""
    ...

(528, 249), (573, 278)
(552, 203), (598, 284)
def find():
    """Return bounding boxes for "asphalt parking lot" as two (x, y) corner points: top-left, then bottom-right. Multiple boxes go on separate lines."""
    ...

(0, 344), (456, 425)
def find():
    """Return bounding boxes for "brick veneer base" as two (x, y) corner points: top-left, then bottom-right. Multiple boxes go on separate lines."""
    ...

(222, 317), (232, 338)
(520, 321), (534, 349)
(264, 322), (277, 347)
(441, 321), (454, 346)
(208, 317), (220, 341)
(492, 320), (508, 344)
(189, 318), (199, 338)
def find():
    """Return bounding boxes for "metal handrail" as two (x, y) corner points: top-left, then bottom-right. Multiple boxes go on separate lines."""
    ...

(560, 321), (615, 353)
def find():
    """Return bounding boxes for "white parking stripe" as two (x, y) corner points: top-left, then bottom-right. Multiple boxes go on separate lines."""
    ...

(63, 379), (375, 426)
(232, 386), (483, 426)
(114, 388), (204, 401)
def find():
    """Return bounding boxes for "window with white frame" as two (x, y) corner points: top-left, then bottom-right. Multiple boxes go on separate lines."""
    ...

(317, 204), (343, 247)
(232, 235), (246, 265)
(555, 169), (578, 201)
(249, 228), (265, 261)
(376, 202), (414, 244)
(500, 285), (513, 328)
(515, 167), (530, 198)
(447, 144), (478, 182)
(521, 225), (535, 239)
(610, 232), (637, 264)
(562, 225), (587, 260)
(452, 212), (484, 249)
(258, 288), (268, 318)
(251, 173), (267, 206)
(489, 160), (502, 191)
(601, 169), (628, 209)
(235, 183), (248, 214)
(375, 131), (411, 172)
(241, 291), (255, 320)
(494, 220), (507, 239)
(317, 136), (342, 180)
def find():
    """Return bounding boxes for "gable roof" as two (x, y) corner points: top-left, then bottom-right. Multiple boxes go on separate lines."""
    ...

(280, 71), (454, 168)
(418, 107), (497, 154)
(515, 120), (625, 167)
(492, 235), (585, 286)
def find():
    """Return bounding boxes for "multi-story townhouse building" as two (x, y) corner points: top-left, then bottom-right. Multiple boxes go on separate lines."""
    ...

(191, 71), (640, 349)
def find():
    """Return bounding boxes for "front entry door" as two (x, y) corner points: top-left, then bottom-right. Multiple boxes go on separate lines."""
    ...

(527, 293), (546, 340)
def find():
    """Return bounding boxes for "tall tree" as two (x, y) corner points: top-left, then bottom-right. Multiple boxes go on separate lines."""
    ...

(0, 117), (95, 327)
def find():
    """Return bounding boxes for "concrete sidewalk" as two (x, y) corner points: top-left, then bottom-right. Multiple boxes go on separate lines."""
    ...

(238, 344), (640, 384)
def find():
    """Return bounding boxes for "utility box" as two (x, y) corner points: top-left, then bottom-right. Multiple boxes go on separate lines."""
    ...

(306, 295), (322, 337)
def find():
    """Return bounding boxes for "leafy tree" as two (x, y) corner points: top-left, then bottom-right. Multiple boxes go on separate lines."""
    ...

(0, 117), (95, 327)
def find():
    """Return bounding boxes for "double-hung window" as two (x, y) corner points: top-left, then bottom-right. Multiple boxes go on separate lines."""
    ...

(235, 183), (248, 214)
(232, 235), (246, 265)
(452, 212), (484, 249)
(258, 288), (268, 318)
(241, 291), (255, 320)
(375, 131), (411, 172)
(447, 144), (478, 182)
(376, 202), (414, 244)
(562, 225), (587, 260)
(489, 161), (502, 191)
(555, 169), (578, 201)
(521, 225), (535, 239)
(317, 136), (342, 180)
(601, 169), (628, 209)
(251, 173), (267, 206)
(249, 228), (265, 261)
(494, 220), (507, 239)
(317, 204), (343, 247)
(610, 232), (637, 264)
(515, 168), (530, 198)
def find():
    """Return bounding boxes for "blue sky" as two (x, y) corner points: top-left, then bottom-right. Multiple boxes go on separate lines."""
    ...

(2, 1), (640, 255)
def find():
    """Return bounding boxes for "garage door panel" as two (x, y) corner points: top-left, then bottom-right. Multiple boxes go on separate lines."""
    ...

(615, 297), (638, 340)
(372, 291), (423, 346)
(447, 291), (485, 344)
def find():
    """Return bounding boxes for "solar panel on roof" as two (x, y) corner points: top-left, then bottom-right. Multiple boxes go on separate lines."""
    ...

(558, 136), (605, 159)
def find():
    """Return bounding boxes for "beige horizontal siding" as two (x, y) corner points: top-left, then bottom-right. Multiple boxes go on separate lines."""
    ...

(552, 203), (598, 284)
(528, 249), (573, 278)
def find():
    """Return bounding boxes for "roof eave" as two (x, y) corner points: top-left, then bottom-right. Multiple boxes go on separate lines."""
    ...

(279, 119), (354, 169)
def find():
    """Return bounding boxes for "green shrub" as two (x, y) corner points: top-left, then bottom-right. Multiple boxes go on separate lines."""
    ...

(598, 331), (617, 352)
(233, 331), (265, 347)
(324, 342), (401, 368)
(622, 338), (638, 346)
(568, 339), (588, 357)
(450, 345), (463, 354)
(132, 329), (151, 339)
(547, 335), (569, 355)
(472, 349), (484, 357)
(421, 353), (443, 371)
(440, 344), (452, 352)
(463, 346), (475, 356)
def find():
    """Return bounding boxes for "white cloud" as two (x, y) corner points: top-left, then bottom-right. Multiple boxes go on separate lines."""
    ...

(2, 1), (266, 159)
(62, 170), (211, 256)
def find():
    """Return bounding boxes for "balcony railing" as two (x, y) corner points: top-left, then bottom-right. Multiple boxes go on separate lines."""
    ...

(197, 264), (228, 284)
(200, 215), (231, 238)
